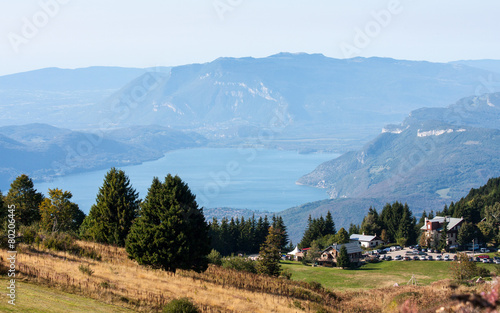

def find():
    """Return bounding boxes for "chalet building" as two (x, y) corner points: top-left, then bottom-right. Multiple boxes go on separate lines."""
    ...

(317, 243), (363, 267)
(349, 234), (384, 248)
(420, 216), (464, 247)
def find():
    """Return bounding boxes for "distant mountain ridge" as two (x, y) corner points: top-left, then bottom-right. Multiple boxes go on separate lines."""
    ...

(298, 92), (500, 203)
(0, 124), (206, 190)
(2, 54), (500, 151)
(96, 53), (500, 151)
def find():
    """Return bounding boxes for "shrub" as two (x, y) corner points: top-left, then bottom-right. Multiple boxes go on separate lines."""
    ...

(207, 249), (222, 266)
(308, 281), (323, 291)
(221, 256), (256, 273)
(78, 264), (94, 276)
(43, 232), (77, 251)
(20, 225), (37, 245)
(163, 298), (200, 313)
(280, 268), (293, 280)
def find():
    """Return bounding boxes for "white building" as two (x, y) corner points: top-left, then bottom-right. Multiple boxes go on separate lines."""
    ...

(349, 234), (384, 248)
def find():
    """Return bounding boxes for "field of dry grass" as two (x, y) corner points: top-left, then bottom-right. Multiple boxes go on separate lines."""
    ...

(0, 241), (496, 312)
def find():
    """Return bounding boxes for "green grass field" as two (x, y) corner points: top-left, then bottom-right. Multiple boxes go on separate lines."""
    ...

(0, 278), (134, 313)
(281, 260), (498, 290)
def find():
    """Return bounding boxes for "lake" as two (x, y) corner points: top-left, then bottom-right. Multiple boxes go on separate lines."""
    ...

(36, 148), (339, 214)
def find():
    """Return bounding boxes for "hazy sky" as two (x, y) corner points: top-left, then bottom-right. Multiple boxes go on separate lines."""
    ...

(1, 0), (499, 76)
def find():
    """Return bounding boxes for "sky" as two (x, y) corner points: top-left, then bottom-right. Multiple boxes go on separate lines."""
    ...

(1, 0), (500, 76)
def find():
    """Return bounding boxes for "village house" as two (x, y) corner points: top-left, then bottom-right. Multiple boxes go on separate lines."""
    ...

(317, 243), (363, 267)
(420, 216), (464, 247)
(349, 233), (384, 248)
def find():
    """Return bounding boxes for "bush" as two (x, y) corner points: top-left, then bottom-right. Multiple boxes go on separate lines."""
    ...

(221, 256), (256, 273)
(207, 249), (222, 266)
(43, 232), (77, 251)
(163, 298), (199, 313)
(280, 268), (293, 280)
(20, 225), (38, 245)
(308, 281), (323, 291)
(78, 264), (94, 276)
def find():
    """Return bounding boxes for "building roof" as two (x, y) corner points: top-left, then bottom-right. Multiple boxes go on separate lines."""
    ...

(323, 242), (362, 255)
(287, 246), (301, 255)
(420, 216), (463, 231)
(350, 234), (381, 242)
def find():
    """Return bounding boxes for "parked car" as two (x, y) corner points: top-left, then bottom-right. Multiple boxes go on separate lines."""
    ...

(495, 259), (500, 264)
(444, 255), (450, 261)
(385, 256), (392, 261)
(427, 255), (433, 261)
(475, 257), (481, 262)
(395, 255), (403, 260)
(436, 255), (443, 261)
(419, 255), (427, 260)
(412, 256), (419, 260)
(482, 258), (490, 263)
(403, 256), (411, 261)
(480, 248), (490, 253)
(417, 251), (428, 256)
(478, 255), (490, 259)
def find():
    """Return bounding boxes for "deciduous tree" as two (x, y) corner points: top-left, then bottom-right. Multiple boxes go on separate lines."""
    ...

(39, 188), (84, 233)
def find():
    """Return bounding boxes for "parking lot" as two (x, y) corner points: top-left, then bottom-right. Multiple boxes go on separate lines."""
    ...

(368, 247), (498, 263)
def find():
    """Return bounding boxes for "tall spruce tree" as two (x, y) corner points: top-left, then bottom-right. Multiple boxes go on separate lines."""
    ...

(5, 174), (43, 226)
(324, 211), (336, 235)
(256, 226), (282, 277)
(272, 215), (289, 251)
(125, 175), (210, 273)
(80, 168), (140, 246)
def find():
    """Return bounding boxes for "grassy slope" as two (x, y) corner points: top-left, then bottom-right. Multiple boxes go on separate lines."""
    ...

(0, 278), (134, 313)
(282, 260), (497, 290)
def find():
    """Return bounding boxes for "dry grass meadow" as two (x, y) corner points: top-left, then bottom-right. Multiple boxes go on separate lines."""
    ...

(0, 241), (496, 312)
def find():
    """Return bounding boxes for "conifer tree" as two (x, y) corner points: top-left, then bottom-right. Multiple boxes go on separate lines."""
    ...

(337, 245), (350, 269)
(81, 168), (139, 246)
(335, 227), (350, 244)
(272, 215), (289, 250)
(5, 174), (43, 226)
(256, 226), (282, 277)
(324, 211), (336, 235)
(0, 190), (5, 227)
(125, 175), (210, 273)
(438, 221), (449, 251)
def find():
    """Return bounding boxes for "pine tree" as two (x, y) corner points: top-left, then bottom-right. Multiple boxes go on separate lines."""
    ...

(80, 168), (140, 246)
(125, 175), (210, 273)
(335, 227), (350, 244)
(0, 190), (5, 227)
(5, 174), (44, 226)
(348, 223), (360, 235)
(272, 215), (289, 251)
(438, 221), (449, 251)
(361, 207), (381, 235)
(337, 245), (350, 269)
(256, 226), (282, 277)
(39, 188), (84, 233)
(324, 211), (336, 235)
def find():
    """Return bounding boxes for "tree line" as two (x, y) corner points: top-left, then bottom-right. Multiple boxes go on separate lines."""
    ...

(208, 215), (289, 256)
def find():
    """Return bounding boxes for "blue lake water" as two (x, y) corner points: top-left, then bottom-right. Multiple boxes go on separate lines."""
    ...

(36, 148), (339, 214)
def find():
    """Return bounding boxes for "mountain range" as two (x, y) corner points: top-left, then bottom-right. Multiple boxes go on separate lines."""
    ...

(278, 92), (500, 242)
(2, 54), (500, 152)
